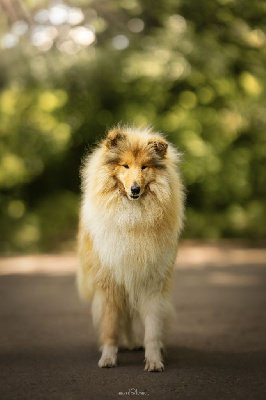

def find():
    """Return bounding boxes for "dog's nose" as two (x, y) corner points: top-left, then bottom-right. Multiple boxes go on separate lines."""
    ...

(131, 185), (140, 195)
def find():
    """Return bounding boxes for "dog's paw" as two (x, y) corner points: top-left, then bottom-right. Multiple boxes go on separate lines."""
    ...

(98, 345), (118, 368)
(98, 356), (117, 368)
(144, 360), (164, 372)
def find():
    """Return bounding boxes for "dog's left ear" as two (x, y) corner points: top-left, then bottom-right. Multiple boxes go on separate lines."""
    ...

(105, 129), (126, 148)
(148, 137), (168, 157)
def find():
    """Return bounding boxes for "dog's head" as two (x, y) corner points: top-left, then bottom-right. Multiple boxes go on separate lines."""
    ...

(104, 128), (168, 200)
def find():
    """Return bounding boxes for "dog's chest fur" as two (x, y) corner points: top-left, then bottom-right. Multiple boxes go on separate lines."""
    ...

(82, 196), (178, 290)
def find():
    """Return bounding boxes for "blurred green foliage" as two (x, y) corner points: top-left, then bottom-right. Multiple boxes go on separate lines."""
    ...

(0, 0), (266, 253)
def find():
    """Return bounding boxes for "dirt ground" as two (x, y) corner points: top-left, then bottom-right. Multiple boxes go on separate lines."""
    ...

(0, 241), (266, 400)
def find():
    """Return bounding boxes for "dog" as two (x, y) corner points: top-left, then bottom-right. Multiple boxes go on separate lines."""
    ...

(77, 126), (185, 371)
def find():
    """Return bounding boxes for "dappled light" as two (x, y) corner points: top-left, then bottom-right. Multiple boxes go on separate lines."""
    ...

(1, 242), (265, 277)
(207, 271), (259, 287)
(0, 0), (265, 253)
(1, 1), (92, 54)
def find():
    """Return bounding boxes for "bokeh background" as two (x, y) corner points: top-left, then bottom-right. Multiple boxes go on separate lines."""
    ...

(0, 0), (265, 254)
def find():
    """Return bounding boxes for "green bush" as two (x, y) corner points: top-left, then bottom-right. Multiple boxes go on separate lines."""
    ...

(0, 0), (265, 253)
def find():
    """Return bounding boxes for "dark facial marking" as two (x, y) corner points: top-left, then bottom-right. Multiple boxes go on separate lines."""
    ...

(146, 155), (166, 169)
(105, 155), (121, 165)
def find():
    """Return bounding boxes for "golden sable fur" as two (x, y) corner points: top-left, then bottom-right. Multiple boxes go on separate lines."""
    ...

(77, 126), (185, 372)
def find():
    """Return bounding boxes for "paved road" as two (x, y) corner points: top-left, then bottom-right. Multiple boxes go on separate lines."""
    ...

(0, 243), (266, 399)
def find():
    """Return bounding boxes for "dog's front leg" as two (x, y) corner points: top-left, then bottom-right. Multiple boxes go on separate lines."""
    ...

(140, 295), (167, 372)
(98, 298), (119, 368)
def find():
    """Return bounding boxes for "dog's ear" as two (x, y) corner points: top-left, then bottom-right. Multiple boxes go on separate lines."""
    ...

(105, 129), (126, 148)
(148, 137), (168, 157)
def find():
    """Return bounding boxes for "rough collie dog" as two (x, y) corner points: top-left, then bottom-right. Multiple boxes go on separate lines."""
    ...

(77, 126), (185, 371)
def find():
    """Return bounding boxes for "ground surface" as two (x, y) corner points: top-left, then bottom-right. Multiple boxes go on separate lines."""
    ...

(0, 241), (266, 400)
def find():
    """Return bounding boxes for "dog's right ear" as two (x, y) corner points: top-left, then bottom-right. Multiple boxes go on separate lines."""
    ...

(105, 129), (126, 148)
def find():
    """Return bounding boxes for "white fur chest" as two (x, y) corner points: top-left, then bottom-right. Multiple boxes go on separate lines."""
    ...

(82, 196), (177, 289)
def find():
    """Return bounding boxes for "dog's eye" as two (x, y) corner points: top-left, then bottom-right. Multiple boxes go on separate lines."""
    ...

(141, 166), (147, 170)
(123, 164), (129, 169)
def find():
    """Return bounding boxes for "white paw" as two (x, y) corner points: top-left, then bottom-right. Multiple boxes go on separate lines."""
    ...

(98, 356), (117, 368)
(98, 345), (117, 368)
(144, 360), (164, 372)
